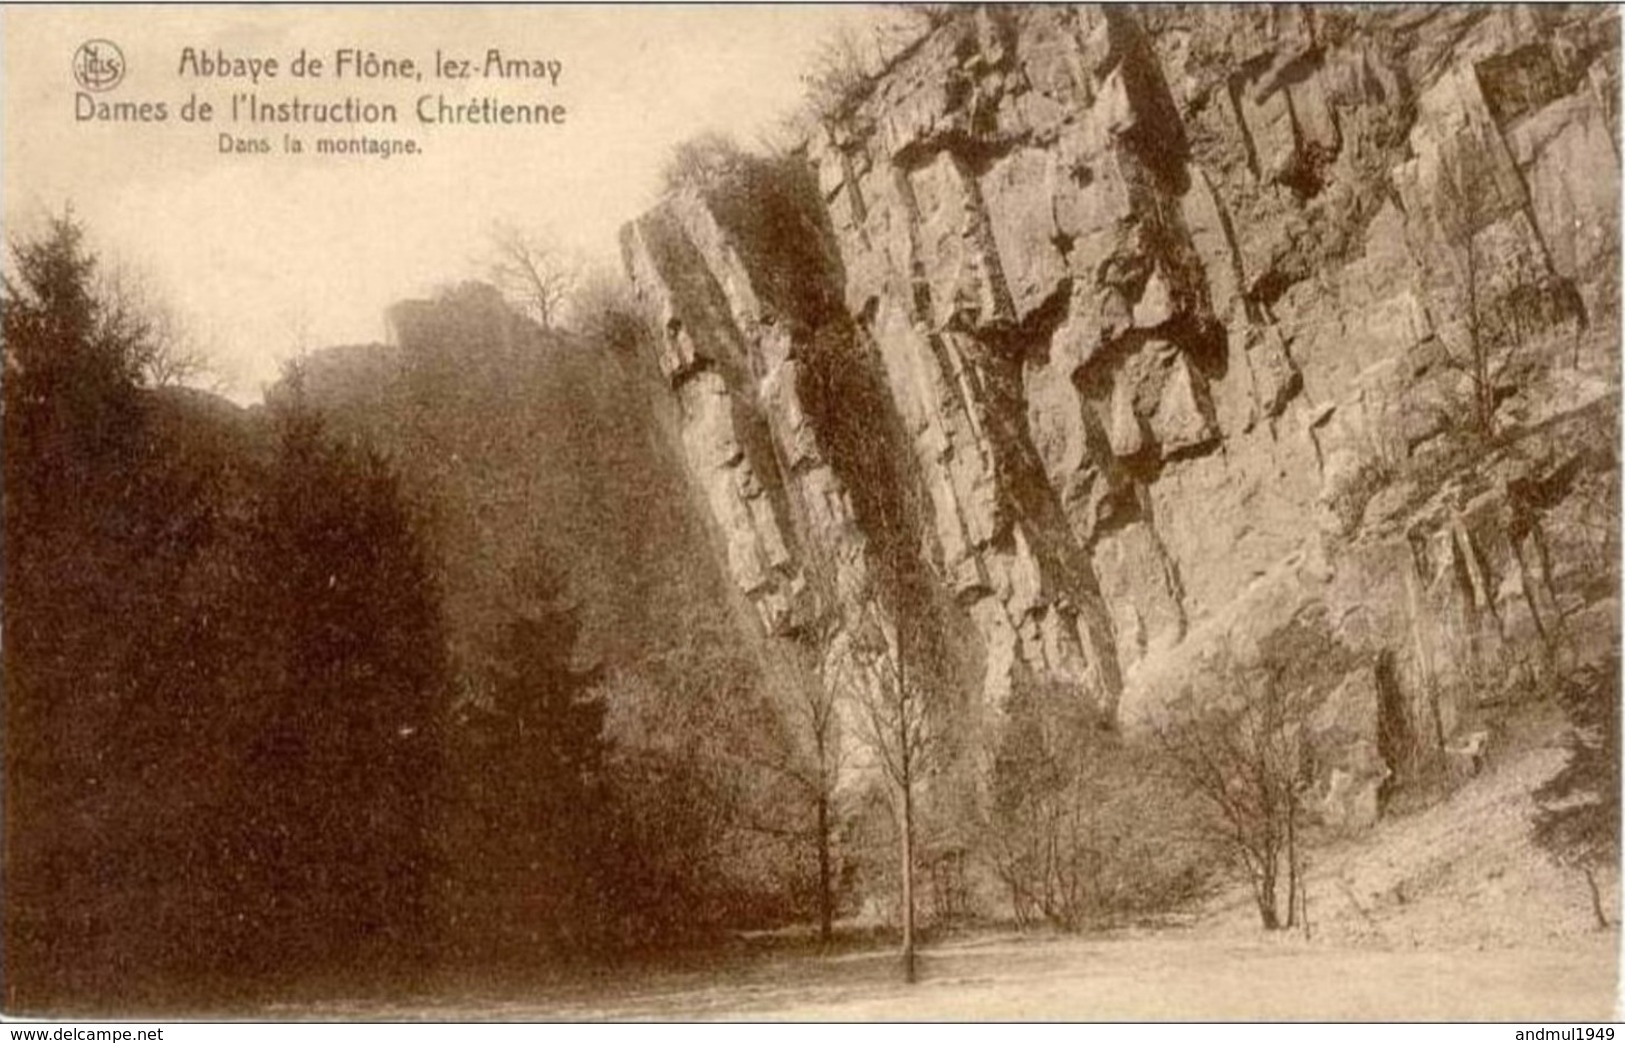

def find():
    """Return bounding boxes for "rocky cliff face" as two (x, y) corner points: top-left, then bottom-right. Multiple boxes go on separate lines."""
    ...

(623, 5), (1620, 826)
(291, 285), (743, 684)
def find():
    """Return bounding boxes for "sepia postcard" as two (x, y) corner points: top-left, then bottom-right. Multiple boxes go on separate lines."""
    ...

(2, 2), (1620, 1023)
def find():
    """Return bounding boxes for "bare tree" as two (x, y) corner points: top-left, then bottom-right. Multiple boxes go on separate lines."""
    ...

(988, 680), (1209, 932)
(778, 290), (933, 977)
(804, 663), (843, 946)
(486, 221), (578, 330)
(727, 432), (852, 946)
(1154, 651), (1310, 931)
(141, 296), (211, 388)
(96, 259), (212, 388)
(1433, 146), (1516, 441)
(657, 627), (848, 945)
(756, 626), (846, 945)
(838, 586), (929, 981)
(783, 548), (860, 946)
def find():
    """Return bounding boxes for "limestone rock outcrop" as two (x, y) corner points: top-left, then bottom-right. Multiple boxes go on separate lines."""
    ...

(623, 4), (1620, 825)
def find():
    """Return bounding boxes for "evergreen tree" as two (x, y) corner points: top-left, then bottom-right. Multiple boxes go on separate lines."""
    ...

(229, 373), (447, 975)
(1534, 654), (1621, 928)
(4, 213), (234, 1006)
(445, 555), (608, 956)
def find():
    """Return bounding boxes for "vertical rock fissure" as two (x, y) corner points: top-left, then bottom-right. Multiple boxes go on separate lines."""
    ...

(622, 2), (1619, 838)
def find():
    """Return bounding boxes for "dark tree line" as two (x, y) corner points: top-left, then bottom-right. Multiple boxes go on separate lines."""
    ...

(3, 216), (830, 1013)
(4, 215), (450, 1008)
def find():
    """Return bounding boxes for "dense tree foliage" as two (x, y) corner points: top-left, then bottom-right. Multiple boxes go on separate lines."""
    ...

(1533, 653), (1621, 928)
(4, 217), (445, 1008)
(6, 214), (224, 1006)
(441, 557), (609, 958)
(229, 378), (448, 976)
(4, 227), (846, 1012)
(298, 282), (828, 946)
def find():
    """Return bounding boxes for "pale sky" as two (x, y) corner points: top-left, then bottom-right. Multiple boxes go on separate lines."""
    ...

(2, 4), (883, 401)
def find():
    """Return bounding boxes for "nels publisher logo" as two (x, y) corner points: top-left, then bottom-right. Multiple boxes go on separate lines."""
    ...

(72, 40), (125, 92)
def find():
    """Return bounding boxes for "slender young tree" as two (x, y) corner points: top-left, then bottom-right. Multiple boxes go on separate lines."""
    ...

(784, 335), (931, 976)
(790, 313), (935, 982)
(749, 406), (850, 944)
(797, 632), (845, 946)
(838, 555), (931, 981)
(1432, 144), (1524, 440)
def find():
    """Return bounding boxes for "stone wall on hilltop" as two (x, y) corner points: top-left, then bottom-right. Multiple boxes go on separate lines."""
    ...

(622, 4), (1620, 827)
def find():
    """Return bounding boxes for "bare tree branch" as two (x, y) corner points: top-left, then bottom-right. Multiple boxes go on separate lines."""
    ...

(1152, 653), (1310, 931)
(95, 260), (214, 389)
(486, 221), (579, 330)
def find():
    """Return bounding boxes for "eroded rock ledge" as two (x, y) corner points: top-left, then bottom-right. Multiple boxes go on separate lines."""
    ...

(622, 4), (1620, 826)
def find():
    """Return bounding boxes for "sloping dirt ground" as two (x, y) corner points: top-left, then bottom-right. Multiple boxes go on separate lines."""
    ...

(1216, 702), (1619, 953)
(274, 708), (1618, 1021)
